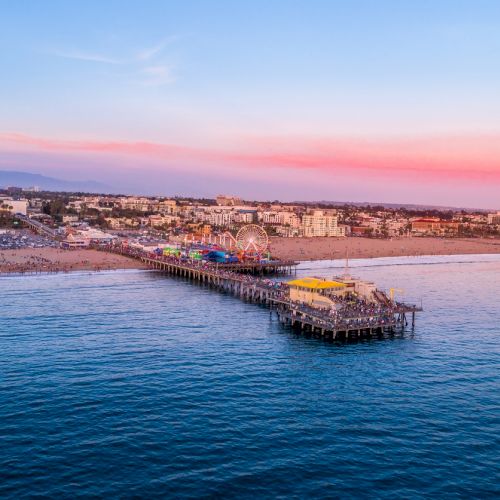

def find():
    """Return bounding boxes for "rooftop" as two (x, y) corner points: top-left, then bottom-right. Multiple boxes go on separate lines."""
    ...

(288, 277), (346, 289)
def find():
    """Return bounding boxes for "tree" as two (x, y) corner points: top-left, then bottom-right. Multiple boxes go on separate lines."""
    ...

(42, 199), (66, 217)
(0, 204), (14, 227)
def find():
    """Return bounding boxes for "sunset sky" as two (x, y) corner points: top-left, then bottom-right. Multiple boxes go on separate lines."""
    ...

(1, 0), (499, 208)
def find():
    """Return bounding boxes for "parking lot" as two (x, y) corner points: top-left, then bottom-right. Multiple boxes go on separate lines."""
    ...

(0, 229), (58, 250)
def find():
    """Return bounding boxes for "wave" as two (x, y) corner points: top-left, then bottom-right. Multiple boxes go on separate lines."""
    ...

(298, 253), (500, 271)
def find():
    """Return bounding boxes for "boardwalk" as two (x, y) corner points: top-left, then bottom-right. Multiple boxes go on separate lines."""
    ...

(111, 246), (422, 341)
(214, 260), (297, 275)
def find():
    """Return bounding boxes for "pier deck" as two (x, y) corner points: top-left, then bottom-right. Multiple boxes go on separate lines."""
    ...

(212, 261), (297, 275)
(19, 214), (421, 340)
(111, 247), (422, 340)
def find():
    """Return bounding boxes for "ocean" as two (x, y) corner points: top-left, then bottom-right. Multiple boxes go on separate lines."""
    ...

(1, 255), (499, 498)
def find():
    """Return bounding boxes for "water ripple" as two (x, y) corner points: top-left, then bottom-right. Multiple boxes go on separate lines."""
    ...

(1, 258), (499, 498)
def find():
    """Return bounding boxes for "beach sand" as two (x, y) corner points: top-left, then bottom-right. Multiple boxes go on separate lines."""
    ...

(1, 237), (499, 275)
(269, 236), (500, 261)
(0, 247), (147, 274)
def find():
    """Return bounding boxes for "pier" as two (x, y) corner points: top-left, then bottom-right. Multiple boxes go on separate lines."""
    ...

(108, 245), (422, 341)
(17, 213), (422, 340)
(209, 260), (297, 275)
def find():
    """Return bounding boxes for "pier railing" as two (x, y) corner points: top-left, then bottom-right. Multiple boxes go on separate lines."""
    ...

(97, 244), (422, 340)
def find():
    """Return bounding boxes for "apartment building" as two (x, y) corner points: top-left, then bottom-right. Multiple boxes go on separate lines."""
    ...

(260, 211), (301, 227)
(411, 218), (459, 234)
(487, 212), (500, 224)
(301, 210), (345, 237)
(0, 197), (28, 215)
(148, 214), (180, 228)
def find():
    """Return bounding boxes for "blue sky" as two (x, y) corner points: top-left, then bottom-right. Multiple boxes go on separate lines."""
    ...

(1, 1), (499, 207)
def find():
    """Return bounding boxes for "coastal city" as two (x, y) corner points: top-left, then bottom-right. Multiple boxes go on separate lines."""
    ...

(1, 188), (499, 272)
(2, 1), (500, 498)
(1, 185), (427, 340)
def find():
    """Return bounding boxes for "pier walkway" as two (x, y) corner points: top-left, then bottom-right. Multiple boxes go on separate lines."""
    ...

(107, 245), (421, 340)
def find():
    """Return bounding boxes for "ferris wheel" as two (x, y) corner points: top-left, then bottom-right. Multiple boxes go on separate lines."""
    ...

(235, 224), (269, 254)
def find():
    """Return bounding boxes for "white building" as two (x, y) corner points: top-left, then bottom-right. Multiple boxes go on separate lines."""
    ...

(159, 199), (178, 215)
(487, 212), (500, 224)
(0, 197), (28, 215)
(118, 197), (152, 212)
(22, 186), (40, 192)
(209, 210), (236, 227)
(197, 205), (257, 226)
(61, 234), (90, 249)
(261, 211), (284, 224)
(148, 214), (180, 228)
(301, 210), (345, 237)
(75, 227), (117, 244)
(234, 210), (256, 224)
(260, 210), (301, 228)
(62, 215), (79, 224)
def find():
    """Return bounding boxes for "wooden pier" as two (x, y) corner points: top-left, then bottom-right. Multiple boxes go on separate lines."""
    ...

(18, 214), (422, 341)
(272, 303), (417, 340)
(142, 255), (282, 304)
(212, 260), (297, 275)
(134, 251), (421, 341)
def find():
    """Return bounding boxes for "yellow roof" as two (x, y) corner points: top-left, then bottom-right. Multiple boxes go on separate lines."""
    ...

(287, 277), (346, 289)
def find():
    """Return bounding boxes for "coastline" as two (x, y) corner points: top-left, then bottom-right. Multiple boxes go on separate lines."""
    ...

(1, 238), (500, 277)
(0, 247), (147, 275)
(269, 236), (500, 261)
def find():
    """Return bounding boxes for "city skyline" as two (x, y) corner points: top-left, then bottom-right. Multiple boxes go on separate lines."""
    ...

(1, 0), (500, 207)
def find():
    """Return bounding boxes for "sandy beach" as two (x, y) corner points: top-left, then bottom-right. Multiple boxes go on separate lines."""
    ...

(270, 236), (500, 261)
(1, 237), (500, 275)
(0, 248), (147, 275)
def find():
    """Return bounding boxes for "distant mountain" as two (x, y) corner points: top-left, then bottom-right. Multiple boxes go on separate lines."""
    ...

(0, 170), (110, 193)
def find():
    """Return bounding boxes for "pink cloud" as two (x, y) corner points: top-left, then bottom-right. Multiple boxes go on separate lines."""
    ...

(1, 131), (499, 184)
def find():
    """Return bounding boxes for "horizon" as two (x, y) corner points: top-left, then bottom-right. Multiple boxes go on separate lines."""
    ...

(1, 1), (500, 208)
(1, 177), (497, 213)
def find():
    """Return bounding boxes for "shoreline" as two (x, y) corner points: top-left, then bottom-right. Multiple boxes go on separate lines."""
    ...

(0, 267), (152, 278)
(1, 247), (499, 277)
(0, 247), (148, 275)
(297, 251), (500, 263)
(269, 236), (500, 261)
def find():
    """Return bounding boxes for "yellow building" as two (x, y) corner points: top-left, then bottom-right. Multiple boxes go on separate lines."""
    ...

(287, 278), (346, 308)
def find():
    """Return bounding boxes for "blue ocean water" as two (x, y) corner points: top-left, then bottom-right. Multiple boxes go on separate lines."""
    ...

(1, 255), (499, 498)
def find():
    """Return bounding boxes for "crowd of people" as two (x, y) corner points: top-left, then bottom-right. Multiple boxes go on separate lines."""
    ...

(2, 238), (403, 332)
(114, 246), (400, 330)
(287, 294), (401, 330)
(0, 238), (138, 275)
(136, 249), (289, 295)
(0, 251), (106, 274)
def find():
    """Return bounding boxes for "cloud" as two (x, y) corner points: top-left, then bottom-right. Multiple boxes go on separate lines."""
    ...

(44, 36), (179, 85)
(141, 65), (175, 86)
(136, 36), (179, 61)
(1, 132), (499, 184)
(47, 49), (122, 64)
